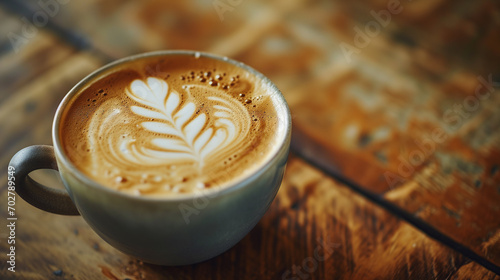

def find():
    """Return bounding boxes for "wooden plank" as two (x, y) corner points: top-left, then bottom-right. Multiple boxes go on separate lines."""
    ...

(2, 157), (499, 279)
(228, 0), (500, 271)
(354, 0), (500, 75)
(0, 36), (102, 170)
(0, 14), (77, 104)
(8, 0), (253, 60)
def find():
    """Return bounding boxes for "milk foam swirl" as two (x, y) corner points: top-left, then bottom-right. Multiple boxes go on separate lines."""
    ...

(86, 77), (253, 194)
(124, 77), (249, 167)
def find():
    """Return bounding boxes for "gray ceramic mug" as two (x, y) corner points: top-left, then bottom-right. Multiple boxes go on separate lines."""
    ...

(9, 51), (291, 266)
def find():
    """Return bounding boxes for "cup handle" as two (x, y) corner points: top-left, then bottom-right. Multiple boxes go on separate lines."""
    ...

(9, 145), (80, 215)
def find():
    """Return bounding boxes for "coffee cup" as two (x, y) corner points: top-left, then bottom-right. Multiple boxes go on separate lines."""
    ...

(9, 50), (291, 265)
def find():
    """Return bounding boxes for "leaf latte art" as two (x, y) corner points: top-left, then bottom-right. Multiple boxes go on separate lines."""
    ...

(121, 77), (250, 168)
(60, 54), (282, 196)
(85, 77), (255, 195)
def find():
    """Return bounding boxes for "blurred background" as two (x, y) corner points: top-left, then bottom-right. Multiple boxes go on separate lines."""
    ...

(1, 0), (499, 279)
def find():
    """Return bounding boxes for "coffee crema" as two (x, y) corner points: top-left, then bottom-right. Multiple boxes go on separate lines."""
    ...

(60, 53), (283, 196)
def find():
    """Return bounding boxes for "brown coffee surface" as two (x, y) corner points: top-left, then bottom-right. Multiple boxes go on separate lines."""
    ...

(60, 53), (284, 196)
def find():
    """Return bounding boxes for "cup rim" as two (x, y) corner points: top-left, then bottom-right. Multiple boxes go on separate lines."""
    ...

(52, 50), (291, 202)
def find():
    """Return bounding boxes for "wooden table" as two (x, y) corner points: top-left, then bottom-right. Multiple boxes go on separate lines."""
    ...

(1, 0), (499, 279)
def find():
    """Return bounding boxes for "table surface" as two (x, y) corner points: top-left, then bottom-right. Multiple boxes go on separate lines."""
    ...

(0, 0), (499, 279)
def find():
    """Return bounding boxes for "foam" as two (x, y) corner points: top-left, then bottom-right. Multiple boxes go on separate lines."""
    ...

(60, 54), (282, 196)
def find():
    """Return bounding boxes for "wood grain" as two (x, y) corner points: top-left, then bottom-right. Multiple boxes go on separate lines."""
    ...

(285, 0), (500, 270)
(222, 0), (500, 271)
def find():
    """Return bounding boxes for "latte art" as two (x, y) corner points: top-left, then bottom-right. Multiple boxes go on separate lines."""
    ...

(124, 77), (250, 168)
(88, 76), (252, 182)
(60, 54), (282, 196)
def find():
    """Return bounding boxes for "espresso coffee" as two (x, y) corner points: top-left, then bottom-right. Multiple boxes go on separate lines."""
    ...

(60, 53), (284, 196)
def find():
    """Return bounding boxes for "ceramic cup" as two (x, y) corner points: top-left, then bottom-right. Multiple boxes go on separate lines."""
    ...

(9, 51), (291, 266)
